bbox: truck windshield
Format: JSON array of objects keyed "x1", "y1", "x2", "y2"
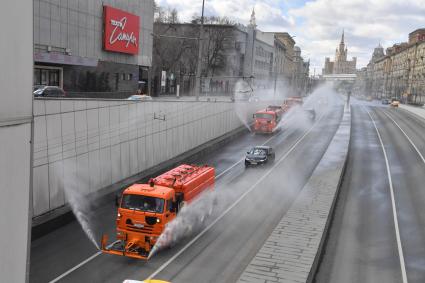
[
  {"x1": 121, "y1": 194, "x2": 164, "y2": 213},
  {"x1": 255, "y1": 113, "x2": 274, "y2": 119}
]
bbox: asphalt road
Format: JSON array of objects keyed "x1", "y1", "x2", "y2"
[
  {"x1": 30, "y1": 98, "x2": 343, "y2": 283},
  {"x1": 315, "y1": 102, "x2": 425, "y2": 283}
]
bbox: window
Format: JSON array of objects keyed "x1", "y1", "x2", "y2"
[
  {"x1": 127, "y1": 73, "x2": 133, "y2": 81},
  {"x1": 121, "y1": 73, "x2": 126, "y2": 80},
  {"x1": 115, "y1": 73, "x2": 119, "y2": 90},
  {"x1": 254, "y1": 113, "x2": 274, "y2": 120},
  {"x1": 121, "y1": 194, "x2": 165, "y2": 213},
  {"x1": 167, "y1": 199, "x2": 173, "y2": 212},
  {"x1": 249, "y1": 148, "x2": 267, "y2": 155},
  {"x1": 33, "y1": 67, "x2": 60, "y2": 86}
]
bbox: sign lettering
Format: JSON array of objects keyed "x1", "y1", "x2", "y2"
[{"x1": 103, "y1": 6, "x2": 139, "y2": 55}]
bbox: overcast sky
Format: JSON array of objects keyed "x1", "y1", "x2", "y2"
[{"x1": 157, "y1": 0, "x2": 425, "y2": 75}]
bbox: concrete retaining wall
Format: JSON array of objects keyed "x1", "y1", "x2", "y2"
[{"x1": 32, "y1": 99, "x2": 241, "y2": 217}]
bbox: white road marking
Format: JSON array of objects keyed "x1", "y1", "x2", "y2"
[
  {"x1": 381, "y1": 109, "x2": 425, "y2": 165},
  {"x1": 47, "y1": 122, "x2": 280, "y2": 283},
  {"x1": 216, "y1": 132, "x2": 279, "y2": 179},
  {"x1": 48, "y1": 251, "x2": 102, "y2": 283},
  {"x1": 48, "y1": 106, "x2": 325, "y2": 282},
  {"x1": 364, "y1": 106, "x2": 408, "y2": 283},
  {"x1": 145, "y1": 113, "x2": 325, "y2": 280}
]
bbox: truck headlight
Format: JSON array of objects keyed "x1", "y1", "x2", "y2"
[{"x1": 156, "y1": 218, "x2": 161, "y2": 223}]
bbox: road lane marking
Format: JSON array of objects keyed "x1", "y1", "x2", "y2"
[
  {"x1": 364, "y1": 106, "x2": 408, "y2": 283},
  {"x1": 48, "y1": 251, "x2": 102, "y2": 283},
  {"x1": 381, "y1": 109, "x2": 425, "y2": 165},
  {"x1": 215, "y1": 132, "x2": 278, "y2": 179},
  {"x1": 145, "y1": 112, "x2": 326, "y2": 280},
  {"x1": 47, "y1": 122, "x2": 282, "y2": 283},
  {"x1": 47, "y1": 106, "x2": 326, "y2": 282},
  {"x1": 215, "y1": 122, "x2": 299, "y2": 179}
]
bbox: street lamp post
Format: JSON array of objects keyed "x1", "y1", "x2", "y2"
[{"x1": 194, "y1": 0, "x2": 205, "y2": 101}]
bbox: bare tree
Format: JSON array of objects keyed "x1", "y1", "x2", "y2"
[
  {"x1": 168, "y1": 8, "x2": 179, "y2": 24},
  {"x1": 202, "y1": 26, "x2": 234, "y2": 77},
  {"x1": 189, "y1": 16, "x2": 236, "y2": 76},
  {"x1": 191, "y1": 15, "x2": 235, "y2": 25},
  {"x1": 152, "y1": 23, "x2": 200, "y2": 94},
  {"x1": 154, "y1": 2, "x2": 179, "y2": 24}
]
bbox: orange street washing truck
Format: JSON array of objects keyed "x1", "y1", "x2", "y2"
[
  {"x1": 101, "y1": 164, "x2": 215, "y2": 259},
  {"x1": 253, "y1": 105, "x2": 284, "y2": 134},
  {"x1": 284, "y1": 96, "x2": 304, "y2": 108},
  {"x1": 283, "y1": 96, "x2": 316, "y2": 121}
]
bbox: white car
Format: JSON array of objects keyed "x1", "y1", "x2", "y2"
[{"x1": 127, "y1": 94, "x2": 153, "y2": 101}]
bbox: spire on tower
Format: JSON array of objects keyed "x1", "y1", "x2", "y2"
[
  {"x1": 341, "y1": 29, "x2": 345, "y2": 43},
  {"x1": 249, "y1": 7, "x2": 256, "y2": 28}
]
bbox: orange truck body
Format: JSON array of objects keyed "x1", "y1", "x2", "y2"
[
  {"x1": 101, "y1": 164, "x2": 215, "y2": 259},
  {"x1": 253, "y1": 106, "x2": 284, "y2": 134},
  {"x1": 284, "y1": 96, "x2": 303, "y2": 108}
]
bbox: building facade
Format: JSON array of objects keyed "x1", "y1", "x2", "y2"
[
  {"x1": 359, "y1": 28, "x2": 425, "y2": 101},
  {"x1": 322, "y1": 31, "x2": 357, "y2": 75},
  {"x1": 256, "y1": 31, "x2": 287, "y2": 82},
  {"x1": 151, "y1": 8, "x2": 307, "y2": 97},
  {"x1": 250, "y1": 34, "x2": 274, "y2": 88},
  {"x1": 276, "y1": 33, "x2": 296, "y2": 82},
  {"x1": 293, "y1": 46, "x2": 310, "y2": 94},
  {"x1": 152, "y1": 22, "x2": 250, "y2": 96},
  {"x1": 34, "y1": 0, "x2": 154, "y2": 97}
]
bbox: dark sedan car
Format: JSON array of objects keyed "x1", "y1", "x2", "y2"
[
  {"x1": 245, "y1": 146, "x2": 275, "y2": 167},
  {"x1": 33, "y1": 86, "x2": 66, "y2": 97}
]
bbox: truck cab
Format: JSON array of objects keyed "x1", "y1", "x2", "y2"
[
  {"x1": 284, "y1": 96, "x2": 303, "y2": 108},
  {"x1": 104, "y1": 183, "x2": 177, "y2": 259},
  {"x1": 102, "y1": 164, "x2": 214, "y2": 259},
  {"x1": 253, "y1": 106, "x2": 283, "y2": 134}
]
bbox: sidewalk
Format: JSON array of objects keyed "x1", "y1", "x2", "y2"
[
  {"x1": 238, "y1": 107, "x2": 351, "y2": 283},
  {"x1": 399, "y1": 104, "x2": 425, "y2": 121}
]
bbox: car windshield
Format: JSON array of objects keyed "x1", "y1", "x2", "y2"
[
  {"x1": 121, "y1": 194, "x2": 164, "y2": 213},
  {"x1": 255, "y1": 113, "x2": 274, "y2": 120},
  {"x1": 249, "y1": 148, "x2": 266, "y2": 155}
]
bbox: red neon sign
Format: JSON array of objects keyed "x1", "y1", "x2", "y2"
[{"x1": 103, "y1": 6, "x2": 139, "y2": 55}]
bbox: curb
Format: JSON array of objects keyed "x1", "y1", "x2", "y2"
[
  {"x1": 31, "y1": 125, "x2": 249, "y2": 241},
  {"x1": 307, "y1": 105, "x2": 352, "y2": 282},
  {"x1": 399, "y1": 104, "x2": 425, "y2": 122}
]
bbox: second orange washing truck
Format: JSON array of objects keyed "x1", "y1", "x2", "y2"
[
  {"x1": 101, "y1": 164, "x2": 215, "y2": 259},
  {"x1": 253, "y1": 106, "x2": 284, "y2": 134}
]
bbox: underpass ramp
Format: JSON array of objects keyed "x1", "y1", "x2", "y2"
[{"x1": 238, "y1": 106, "x2": 351, "y2": 283}]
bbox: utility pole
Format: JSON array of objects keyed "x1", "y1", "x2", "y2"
[{"x1": 194, "y1": 0, "x2": 205, "y2": 101}]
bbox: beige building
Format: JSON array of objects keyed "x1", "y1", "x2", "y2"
[
  {"x1": 250, "y1": 11, "x2": 308, "y2": 94},
  {"x1": 322, "y1": 31, "x2": 357, "y2": 75},
  {"x1": 276, "y1": 32, "x2": 296, "y2": 82},
  {"x1": 293, "y1": 46, "x2": 310, "y2": 94},
  {"x1": 366, "y1": 28, "x2": 425, "y2": 102},
  {"x1": 256, "y1": 31, "x2": 287, "y2": 80}
]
